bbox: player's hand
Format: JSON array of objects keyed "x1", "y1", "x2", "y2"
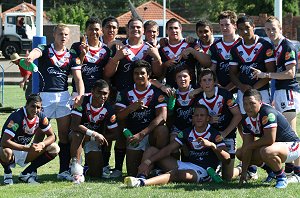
[
  {"x1": 188, "y1": 88, "x2": 202, "y2": 98},
  {"x1": 79, "y1": 35, "x2": 89, "y2": 55},
  {"x1": 251, "y1": 67, "x2": 266, "y2": 79},
  {"x1": 128, "y1": 97, "x2": 148, "y2": 112},
  {"x1": 163, "y1": 56, "x2": 179, "y2": 68},
  {"x1": 210, "y1": 114, "x2": 220, "y2": 124},
  {"x1": 114, "y1": 44, "x2": 129, "y2": 61},
  {"x1": 159, "y1": 37, "x2": 169, "y2": 48},
  {"x1": 138, "y1": 161, "x2": 151, "y2": 176},
  {"x1": 185, "y1": 36, "x2": 196, "y2": 44},
  {"x1": 128, "y1": 131, "x2": 145, "y2": 145},
  {"x1": 108, "y1": 40, "x2": 124, "y2": 49},
  {"x1": 93, "y1": 133, "x2": 108, "y2": 146},
  {"x1": 193, "y1": 137, "x2": 213, "y2": 148},
  {"x1": 145, "y1": 42, "x2": 160, "y2": 59},
  {"x1": 161, "y1": 85, "x2": 174, "y2": 97},
  {"x1": 181, "y1": 47, "x2": 195, "y2": 59},
  {"x1": 73, "y1": 95, "x2": 83, "y2": 109},
  {"x1": 32, "y1": 142, "x2": 44, "y2": 152}
]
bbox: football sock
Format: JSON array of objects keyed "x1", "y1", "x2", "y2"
[
  {"x1": 1, "y1": 163, "x2": 12, "y2": 174},
  {"x1": 293, "y1": 166, "x2": 300, "y2": 176},
  {"x1": 22, "y1": 152, "x2": 54, "y2": 175},
  {"x1": 102, "y1": 146, "x2": 111, "y2": 167},
  {"x1": 260, "y1": 163, "x2": 273, "y2": 174},
  {"x1": 114, "y1": 148, "x2": 126, "y2": 171},
  {"x1": 274, "y1": 168, "x2": 286, "y2": 179},
  {"x1": 284, "y1": 163, "x2": 294, "y2": 174},
  {"x1": 58, "y1": 142, "x2": 71, "y2": 173}
]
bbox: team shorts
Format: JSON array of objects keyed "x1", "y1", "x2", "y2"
[
  {"x1": 40, "y1": 91, "x2": 72, "y2": 119},
  {"x1": 12, "y1": 150, "x2": 29, "y2": 167},
  {"x1": 127, "y1": 135, "x2": 149, "y2": 151},
  {"x1": 281, "y1": 142, "x2": 300, "y2": 163},
  {"x1": 237, "y1": 89, "x2": 270, "y2": 114},
  {"x1": 273, "y1": 89, "x2": 300, "y2": 114},
  {"x1": 223, "y1": 138, "x2": 236, "y2": 158},
  {"x1": 83, "y1": 140, "x2": 101, "y2": 154},
  {"x1": 177, "y1": 161, "x2": 210, "y2": 182}
]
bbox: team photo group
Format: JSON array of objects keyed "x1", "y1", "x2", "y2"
[{"x1": 1, "y1": 9, "x2": 300, "y2": 190}]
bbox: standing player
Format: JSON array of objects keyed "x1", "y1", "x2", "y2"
[
  {"x1": 160, "y1": 18, "x2": 211, "y2": 88},
  {"x1": 115, "y1": 60, "x2": 169, "y2": 176},
  {"x1": 0, "y1": 94, "x2": 59, "y2": 184},
  {"x1": 237, "y1": 89, "x2": 300, "y2": 188},
  {"x1": 25, "y1": 23, "x2": 85, "y2": 181},
  {"x1": 100, "y1": 16, "x2": 120, "y2": 48},
  {"x1": 229, "y1": 16, "x2": 275, "y2": 114},
  {"x1": 196, "y1": 69, "x2": 242, "y2": 180},
  {"x1": 71, "y1": 17, "x2": 111, "y2": 94},
  {"x1": 208, "y1": 11, "x2": 240, "y2": 91},
  {"x1": 104, "y1": 17, "x2": 163, "y2": 92},
  {"x1": 69, "y1": 80, "x2": 120, "y2": 183},
  {"x1": 144, "y1": 20, "x2": 160, "y2": 47},
  {"x1": 252, "y1": 16, "x2": 300, "y2": 181},
  {"x1": 124, "y1": 104, "x2": 230, "y2": 187},
  {"x1": 195, "y1": 19, "x2": 215, "y2": 54}
]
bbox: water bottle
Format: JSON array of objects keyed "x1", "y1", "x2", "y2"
[
  {"x1": 19, "y1": 59, "x2": 38, "y2": 72},
  {"x1": 167, "y1": 95, "x2": 176, "y2": 110},
  {"x1": 123, "y1": 128, "x2": 139, "y2": 147},
  {"x1": 207, "y1": 167, "x2": 223, "y2": 183}
]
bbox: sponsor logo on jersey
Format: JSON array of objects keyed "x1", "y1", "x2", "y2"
[
  {"x1": 42, "y1": 117, "x2": 49, "y2": 125},
  {"x1": 7, "y1": 120, "x2": 14, "y2": 128},
  {"x1": 267, "y1": 113, "x2": 276, "y2": 122},
  {"x1": 177, "y1": 131, "x2": 183, "y2": 138},
  {"x1": 110, "y1": 114, "x2": 116, "y2": 123},
  {"x1": 227, "y1": 99, "x2": 235, "y2": 107},
  {"x1": 215, "y1": 135, "x2": 223, "y2": 142},
  {"x1": 262, "y1": 116, "x2": 268, "y2": 125},
  {"x1": 76, "y1": 106, "x2": 83, "y2": 111},
  {"x1": 158, "y1": 95, "x2": 165, "y2": 102},
  {"x1": 7, "y1": 121, "x2": 19, "y2": 132},
  {"x1": 76, "y1": 57, "x2": 81, "y2": 65},
  {"x1": 266, "y1": 49, "x2": 273, "y2": 57}
]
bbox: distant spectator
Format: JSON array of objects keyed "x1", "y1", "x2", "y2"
[{"x1": 16, "y1": 17, "x2": 27, "y2": 39}]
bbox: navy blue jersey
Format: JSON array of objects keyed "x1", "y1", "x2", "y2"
[
  {"x1": 70, "y1": 42, "x2": 111, "y2": 93},
  {"x1": 208, "y1": 38, "x2": 240, "y2": 87},
  {"x1": 159, "y1": 39, "x2": 199, "y2": 88},
  {"x1": 172, "y1": 86, "x2": 195, "y2": 131},
  {"x1": 230, "y1": 37, "x2": 275, "y2": 91},
  {"x1": 274, "y1": 38, "x2": 299, "y2": 91},
  {"x1": 175, "y1": 125, "x2": 226, "y2": 170},
  {"x1": 196, "y1": 87, "x2": 237, "y2": 138},
  {"x1": 110, "y1": 40, "x2": 153, "y2": 91},
  {"x1": 115, "y1": 83, "x2": 167, "y2": 134},
  {"x1": 36, "y1": 44, "x2": 81, "y2": 92},
  {"x1": 72, "y1": 95, "x2": 118, "y2": 133},
  {"x1": 242, "y1": 104, "x2": 299, "y2": 142},
  {"x1": 1, "y1": 107, "x2": 51, "y2": 145}
]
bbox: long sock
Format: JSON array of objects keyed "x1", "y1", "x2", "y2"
[
  {"x1": 248, "y1": 165, "x2": 257, "y2": 173},
  {"x1": 58, "y1": 142, "x2": 71, "y2": 173},
  {"x1": 114, "y1": 148, "x2": 126, "y2": 171},
  {"x1": 294, "y1": 166, "x2": 300, "y2": 176},
  {"x1": 274, "y1": 168, "x2": 286, "y2": 179},
  {"x1": 1, "y1": 163, "x2": 12, "y2": 174},
  {"x1": 260, "y1": 163, "x2": 273, "y2": 174},
  {"x1": 22, "y1": 152, "x2": 54, "y2": 175},
  {"x1": 102, "y1": 146, "x2": 111, "y2": 167},
  {"x1": 285, "y1": 163, "x2": 294, "y2": 174}
]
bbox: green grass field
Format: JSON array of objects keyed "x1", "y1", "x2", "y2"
[{"x1": 0, "y1": 85, "x2": 299, "y2": 198}]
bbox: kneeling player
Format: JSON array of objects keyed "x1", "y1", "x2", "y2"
[
  {"x1": 124, "y1": 104, "x2": 230, "y2": 187},
  {"x1": 0, "y1": 94, "x2": 59, "y2": 185},
  {"x1": 69, "y1": 80, "x2": 120, "y2": 183},
  {"x1": 237, "y1": 89, "x2": 300, "y2": 188}
]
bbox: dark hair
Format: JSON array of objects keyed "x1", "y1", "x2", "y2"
[
  {"x1": 196, "y1": 19, "x2": 213, "y2": 31},
  {"x1": 92, "y1": 79, "x2": 109, "y2": 90},
  {"x1": 127, "y1": 17, "x2": 143, "y2": 27},
  {"x1": 218, "y1": 10, "x2": 237, "y2": 25},
  {"x1": 237, "y1": 15, "x2": 254, "y2": 27},
  {"x1": 26, "y1": 94, "x2": 42, "y2": 106},
  {"x1": 166, "y1": 18, "x2": 182, "y2": 29},
  {"x1": 85, "y1": 17, "x2": 102, "y2": 29},
  {"x1": 174, "y1": 64, "x2": 193, "y2": 80},
  {"x1": 144, "y1": 20, "x2": 158, "y2": 30},
  {"x1": 243, "y1": 89, "x2": 262, "y2": 101},
  {"x1": 102, "y1": 16, "x2": 119, "y2": 28},
  {"x1": 132, "y1": 60, "x2": 152, "y2": 76},
  {"x1": 199, "y1": 68, "x2": 216, "y2": 82},
  {"x1": 194, "y1": 104, "x2": 209, "y2": 115}
]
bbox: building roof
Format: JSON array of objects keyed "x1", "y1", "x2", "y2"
[
  {"x1": 117, "y1": 1, "x2": 190, "y2": 27},
  {"x1": 1, "y1": 2, "x2": 50, "y2": 24}
]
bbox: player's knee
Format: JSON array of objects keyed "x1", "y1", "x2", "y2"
[
  {"x1": 235, "y1": 147, "x2": 242, "y2": 160},
  {"x1": 0, "y1": 148, "x2": 13, "y2": 163},
  {"x1": 260, "y1": 146, "x2": 274, "y2": 158},
  {"x1": 46, "y1": 143, "x2": 60, "y2": 157}
]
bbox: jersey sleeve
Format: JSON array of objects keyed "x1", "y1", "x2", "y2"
[
  {"x1": 284, "y1": 46, "x2": 297, "y2": 66},
  {"x1": 154, "y1": 89, "x2": 167, "y2": 109},
  {"x1": 2, "y1": 113, "x2": 22, "y2": 138},
  {"x1": 38, "y1": 112, "x2": 51, "y2": 132},
  {"x1": 105, "y1": 105, "x2": 118, "y2": 130},
  {"x1": 115, "y1": 90, "x2": 128, "y2": 108},
  {"x1": 224, "y1": 90, "x2": 238, "y2": 109},
  {"x1": 260, "y1": 106, "x2": 278, "y2": 129},
  {"x1": 209, "y1": 127, "x2": 226, "y2": 148},
  {"x1": 263, "y1": 41, "x2": 275, "y2": 63}
]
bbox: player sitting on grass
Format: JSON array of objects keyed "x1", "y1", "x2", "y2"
[
  {"x1": 124, "y1": 104, "x2": 230, "y2": 187},
  {"x1": 0, "y1": 94, "x2": 59, "y2": 184}
]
